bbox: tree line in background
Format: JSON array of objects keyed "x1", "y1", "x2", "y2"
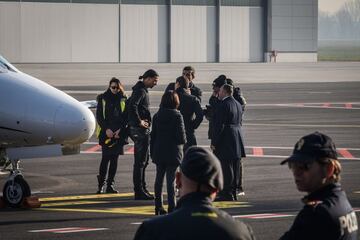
[{"x1": 319, "y1": 0, "x2": 360, "y2": 40}]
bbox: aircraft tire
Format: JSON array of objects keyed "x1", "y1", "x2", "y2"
[{"x1": 3, "y1": 176, "x2": 31, "y2": 207}]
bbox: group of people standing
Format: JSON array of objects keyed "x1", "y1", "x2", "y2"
[
  {"x1": 94, "y1": 68, "x2": 358, "y2": 240},
  {"x1": 95, "y1": 66, "x2": 247, "y2": 208}
]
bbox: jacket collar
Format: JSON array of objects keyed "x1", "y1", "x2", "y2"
[
  {"x1": 302, "y1": 183, "x2": 341, "y2": 203},
  {"x1": 176, "y1": 192, "x2": 213, "y2": 209}
]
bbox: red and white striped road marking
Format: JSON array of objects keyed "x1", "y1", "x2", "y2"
[
  {"x1": 337, "y1": 149, "x2": 355, "y2": 159},
  {"x1": 29, "y1": 227, "x2": 108, "y2": 234},
  {"x1": 83, "y1": 144, "x2": 101, "y2": 153},
  {"x1": 252, "y1": 147, "x2": 264, "y2": 156},
  {"x1": 233, "y1": 213, "x2": 294, "y2": 219},
  {"x1": 322, "y1": 103, "x2": 331, "y2": 108},
  {"x1": 125, "y1": 146, "x2": 134, "y2": 154},
  {"x1": 345, "y1": 103, "x2": 353, "y2": 109}
]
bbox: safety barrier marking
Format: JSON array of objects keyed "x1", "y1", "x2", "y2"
[
  {"x1": 29, "y1": 227, "x2": 108, "y2": 234},
  {"x1": 233, "y1": 213, "x2": 294, "y2": 219},
  {"x1": 337, "y1": 149, "x2": 355, "y2": 159},
  {"x1": 41, "y1": 201, "x2": 109, "y2": 207},
  {"x1": 252, "y1": 147, "x2": 264, "y2": 156},
  {"x1": 322, "y1": 103, "x2": 331, "y2": 108},
  {"x1": 39, "y1": 193, "x2": 134, "y2": 202}
]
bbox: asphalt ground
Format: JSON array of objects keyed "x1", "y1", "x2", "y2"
[{"x1": 1, "y1": 81, "x2": 360, "y2": 240}]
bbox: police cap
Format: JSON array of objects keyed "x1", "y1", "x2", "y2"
[
  {"x1": 180, "y1": 146, "x2": 223, "y2": 190},
  {"x1": 281, "y1": 131, "x2": 338, "y2": 165}
]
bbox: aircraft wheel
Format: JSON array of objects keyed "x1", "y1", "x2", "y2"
[{"x1": 3, "y1": 176, "x2": 31, "y2": 207}]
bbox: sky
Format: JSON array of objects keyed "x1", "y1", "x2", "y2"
[{"x1": 318, "y1": 0, "x2": 346, "y2": 13}]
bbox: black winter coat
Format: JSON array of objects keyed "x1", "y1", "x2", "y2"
[
  {"x1": 134, "y1": 192, "x2": 256, "y2": 240},
  {"x1": 165, "y1": 81, "x2": 202, "y2": 102},
  {"x1": 150, "y1": 108, "x2": 186, "y2": 166},
  {"x1": 128, "y1": 81, "x2": 151, "y2": 127},
  {"x1": 96, "y1": 90, "x2": 128, "y2": 148},
  {"x1": 212, "y1": 96, "x2": 246, "y2": 160},
  {"x1": 176, "y1": 88, "x2": 204, "y2": 134}
]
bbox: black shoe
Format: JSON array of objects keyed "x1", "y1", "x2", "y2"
[
  {"x1": 155, "y1": 207, "x2": 167, "y2": 215},
  {"x1": 135, "y1": 191, "x2": 154, "y2": 200},
  {"x1": 106, "y1": 186, "x2": 119, "y2": 194},
  {"x1": 143, "y1": 188, "x2": 154, "y2": 199}
]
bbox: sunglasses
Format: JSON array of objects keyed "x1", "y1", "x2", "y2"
[
  {"x1": 184, "y1": 72, "x2": 193, "y2": 77},
  {"x1": 110, "y1": 86, "x2": 119, "y2": 90}
]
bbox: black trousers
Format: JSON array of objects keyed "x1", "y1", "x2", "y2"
[
  {"x1": 99, "y1": 148, "x2": 119, "y2": 182},
  {"x1": 184, "y1": 132, "x2": 197, "y2": 153},
  {"x1": 219, "y1": 158, "x2": 241, "y2": 197},
  {"x1": 130, "y1": 126, "x2": 150, "y2": 192},
  {"x1": 154, "y1": 164, "x2": 178, "y2": 212}
]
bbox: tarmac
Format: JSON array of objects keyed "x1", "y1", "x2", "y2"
[{"x1": 0, "y1": 62, "x2": 360, "y2": 240}]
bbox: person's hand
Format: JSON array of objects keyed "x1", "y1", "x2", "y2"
[
  {"x1": 140, "y1": 120, "x2": 149, "y2": 129},
  {"x1": 185, "y1": 88, "x2": 191, "y2": 95},
  {"x1": 210, "y1": 145, "x2": 216, "y2": 151},
  {"x1": 106, "y1": 129, "x2": 114, "y2": 138},
  {"x1": 114, "y1": 129, "x2": 120, "y2": 139}
]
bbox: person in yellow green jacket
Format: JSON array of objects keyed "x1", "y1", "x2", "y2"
[{"x1": 96, "y1": 77, "x2": 128, "y2": 194}]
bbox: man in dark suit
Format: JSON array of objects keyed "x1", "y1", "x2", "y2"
[
  {"x1": 211, "y1": 84, "x2": 246, "y2": 201},
  {"x1": 175, "y1": 76, "x2": 203, "y2": 152},
  {"x1": 165, "y1": 66, "x2": 202, "y2": 102}
]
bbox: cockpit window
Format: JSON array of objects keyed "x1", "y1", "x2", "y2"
[{"x1": 0, "y1": 55, "x2": 19, "y2": 73}]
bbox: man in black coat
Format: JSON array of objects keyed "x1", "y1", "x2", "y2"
[
  {"x1": 165, "y1": 66, "x2": 202, "y2": 102},
  {"x1": 128, "y1": 69, "x2": 158, "y2": 200},
  {"x1": 175, "y1": 76, "x2": 203, "y2": 152},
  {"x1": 280, "y1": 132, "x2": 358, "y2": 240},
  {"x1": 134, "y1": 146, "x2": 256, "y2": 240},
  {"x1": 211, "y1": 84, "x2": 246, "y2": 201}
]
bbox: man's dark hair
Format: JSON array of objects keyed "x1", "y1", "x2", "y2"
[
  {"x1": 182, "y1": 66, "x2": 195, "y2": 73},
  {"x1": 139, "y1": 69, "x2": 159, "y2": 80},
  {"x1": 176, "y1": 76, "x2": 189, "y2": 89},
  {"x1": 222, "y1": 84, "x2": 233, "y2": 95}
]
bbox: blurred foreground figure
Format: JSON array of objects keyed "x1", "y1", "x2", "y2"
[{"x1": 134, "y1": 146, "x2": 256, "y2": 240}]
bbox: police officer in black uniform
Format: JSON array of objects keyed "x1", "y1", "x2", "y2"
[
  {"x1": 128, "y1": 69, "x2": 159, "y2": 200},
  {"x1": 280, "y1": 132, "x2": 358, "y2": 240},
  {"x1": 134, "y1": 146, "x2": 256, "y2": 240}
]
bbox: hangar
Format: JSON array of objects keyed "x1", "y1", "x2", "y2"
[{"x1": 0, "y1": 0, "x2": 318, "y2": 63}]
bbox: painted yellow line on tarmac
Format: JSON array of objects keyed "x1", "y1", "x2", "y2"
[
  {"x1": 37, "y1": 202, "x2": 251, "y2": 215},
  {"x1": 39, "y1": 193, "x2": 134, "y2": 202},
  {"x1": 41, "y1": 201, "x2": 109, "y2": 207}
]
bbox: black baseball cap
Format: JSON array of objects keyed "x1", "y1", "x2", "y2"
[
  {"x1": 281, "y1": 132, "x2": 338, "y2": 165},
  {"x1": 212, "y1": 75, "x2": 227, "y2": 88},
  {"x1": 180, "y1": 146, "x2": 223, "y2": 190}
]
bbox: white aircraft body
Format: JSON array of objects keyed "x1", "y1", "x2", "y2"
[{"x1": 0, "y1": 55, "x2": 96, "y2": 207}]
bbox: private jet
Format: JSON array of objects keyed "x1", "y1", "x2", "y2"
[{"x1": 0, "y1": 55, "x2": 96, "y2": 207}]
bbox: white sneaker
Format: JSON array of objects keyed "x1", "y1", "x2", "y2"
[{"x1": 237, "y1": 191, "x2": 245, "y2": 196}]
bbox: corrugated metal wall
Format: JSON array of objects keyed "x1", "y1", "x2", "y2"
[
  {"x1": 0, "y1": 2, "x2": 118, "y2": 63},
  {"x1": 171, "y1": 5, "x2": 216, "y2": 62},
  {"x1": 3, "y1": 0, "x2": 318, "y2": 63},
  {"x1": 219, "y1": 6, "x2": 263, "y2": 62},
  {"x1": 120, "y1": 4, "x2": 167, "y2": 62}
]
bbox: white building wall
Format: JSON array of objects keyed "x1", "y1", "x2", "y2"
[
  {"x1": 171, "y1": 5, "x2": 216, "y2": 62},
  {"x1": 21, "y1": 2, "x2": 72, "y2": 62},
  {"x1": 0, "y1": 2, "x2": 21, "y2": 62},
  {"x1": 71, "y1": 4, "x2": 118, "y2": 62},
  {"x1": 220, "y1": 6, "x2": 263, "y2": 62},
  {"x1": 120, "y1": 4, "x2": 167, "y2": 63}
]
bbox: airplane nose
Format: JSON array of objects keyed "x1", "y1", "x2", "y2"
[{"x1": 54, "y1": 103, "x2": 96, "y2": 144}]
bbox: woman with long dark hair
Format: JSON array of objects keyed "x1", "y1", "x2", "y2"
[
  {"x1": 150, "y1": 91, "x2": 186, "y2": 215},
  {"x1": 96, "y1": 77, "x2": 128, "y2": 194}
]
